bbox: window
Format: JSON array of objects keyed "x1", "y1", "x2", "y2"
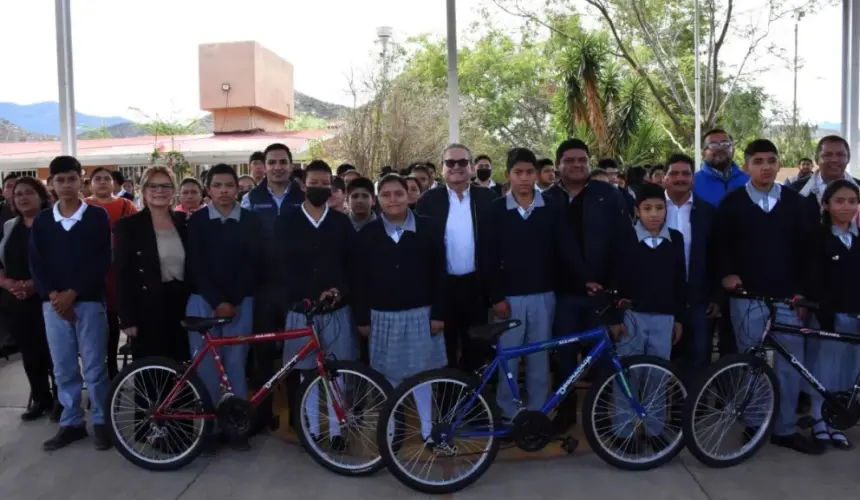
[{"x1": 2, "y1": 170, "x2": 38, "y2": 181}]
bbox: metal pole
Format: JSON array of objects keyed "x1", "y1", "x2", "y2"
[
  {"x1": 841, "y1": 0, "x2": 851, "y2": 138},
  {"x1": 446, "y1": 0, "x2": 460, "y2": 143},
  {"x1": 792, "y1": 20, "x2": 799, "y2": 127},
  {"x1": 693, "y1": 0, "x2": 702, "y2": 169},
  {"x1": 55, "y1": 0, "x2": 77, "y2": 157},
  {"x1": 849, "y1": 0, "x2": 860, "y2": 175}
]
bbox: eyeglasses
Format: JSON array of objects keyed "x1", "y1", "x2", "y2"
[
  {"x1": 443, "y1": 159, "x2": 470, "y2": 168},
  {"x1": 145, "y1": 183, "x2": 174, "y2": 191},
  {"x1": 266, "y1": 159, "x2": 290, "y2": 165},
  {"x1": 705, "y1": 140, "x2": 733, "y2": 150}
]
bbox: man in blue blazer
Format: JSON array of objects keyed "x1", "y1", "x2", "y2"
[{"x1": 664, "y1": 153, "x2": 720, "y2": 384}]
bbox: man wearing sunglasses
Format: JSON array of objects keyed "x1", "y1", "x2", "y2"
[
  {"x1": 241, "y1": 142, "x2": 305, "y2": 435},
  {"x1": 692, "y1": 129, "x2": 749, "y2": 207},
  {"x1": 415, "y1": 143, "x2": 498, "y2": 373}
]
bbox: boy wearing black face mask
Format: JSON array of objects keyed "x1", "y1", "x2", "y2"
[
  {"x1": 473, "y1": 154, "x2": 502, "y2": 197},
  {"x1": 276, "y1": 160, "x2": 357, "y2": 448}
]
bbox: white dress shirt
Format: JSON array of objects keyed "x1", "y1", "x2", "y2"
[
  {"x1": 445, "y1": 186, "x2": 476, "y2": 276},
  {"x1": 301, "y1": 203, "x2": 329, "y2": 229},
  {"x1": 665, "y1": 192, "x2": 693, "y2": 277},
  {"x1": 53, "y1": 201, "x2": 88, "y2": 231}
]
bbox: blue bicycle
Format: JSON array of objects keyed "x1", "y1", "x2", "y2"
[{"x1": 376, "y1": 291, "x2": 687, "y2": 494}]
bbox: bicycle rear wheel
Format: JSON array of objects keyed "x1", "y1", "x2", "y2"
[
  {"x1": 682, "y1": 353, "x2": 778, "y2": 468},
  {"x1": 296, "y1": 360, "x2": 393, "y2": 476},
  {"x1": 106, "y1": 357, "x2": 214, "y2": 471},
  {"x1": 583, "y1": 355, "x2": 687, "y2": 470},
  {"x1": 378, "y1": 368, "x2": 501, "y2": 495}
]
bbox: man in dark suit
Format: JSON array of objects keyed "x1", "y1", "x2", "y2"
[
  {"x1": 416, "y1": 143, "x2": 497, "y2": 372},
  {"x1": 662, "y1": 153, "x2": 720, "y2": 384},
  {"x1": 542, "y1": 138, "x2": 631, "y2": 433},
  {"x1": 789, "y1": 135, "x2": 858, "y2": 214}
]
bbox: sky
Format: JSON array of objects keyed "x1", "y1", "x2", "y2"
[{"x1": 0, "y1": 0, "x2": 847, "y2": 126}]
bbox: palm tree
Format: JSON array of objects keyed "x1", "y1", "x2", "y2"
[{"x1": 554, "y1": 33, "x2": 657, "y2": 163}]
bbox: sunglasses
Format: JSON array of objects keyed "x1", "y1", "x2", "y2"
[{"x1": 443, "y1": 159, "x2": 470, "y2": 168}]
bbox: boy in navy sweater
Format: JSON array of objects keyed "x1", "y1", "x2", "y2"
[
  {"x1": 29, "y1": 156, "x2": 112, "y2": 451},
  {"x1": 713, "y1": 139, "x2": 820, "y2": 454},
  {"x1": 478, "y1": 147, "x2": 580, "y2": 421},
  {"x1": 612, "y1": 182, "x2": 686, "y2": 445},
  {"x1": 186, "y1": 164, "x2": 262, "y2": 449}
]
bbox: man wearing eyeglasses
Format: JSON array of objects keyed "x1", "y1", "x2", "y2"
[
  {"x1": 241, "y1": 142, "x2": 305, "y2": 435},
  {"x1": 692, "y1": 129, "x2": 749, "y2": 207},
  {"x1": 415, "y1": 143, "x2": 497, "y2": 373}
]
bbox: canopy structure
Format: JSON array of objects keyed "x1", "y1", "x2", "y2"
[{"x1": 49, "y1": 0, "x2": 860, "y2": 166}]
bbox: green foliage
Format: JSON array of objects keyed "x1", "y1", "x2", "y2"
[
  {"x1": 150, "y1": 148, "x2": 191, "y2": 178},
  {"x1": 77, "y1": 120, "x2": 112, "y2": 139},
  {"x1": 285, "y1": 112, "x2": 329, "y2": 131}
]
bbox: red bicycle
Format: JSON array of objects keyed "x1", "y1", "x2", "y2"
[{"x1": 105, "y1": 295, "x2": 392, "y2": 475}]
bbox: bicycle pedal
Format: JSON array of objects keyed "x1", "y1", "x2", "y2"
[{"x1": 559, "y1": 437, "x2": 579, "y2": 454}]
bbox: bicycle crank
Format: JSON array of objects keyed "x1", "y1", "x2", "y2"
[
  {"x1": 511, "y1": 411, "x2": 553, "y2": 452},
  {"x1": 216, "y1": 395, "x2": 254, "y2": 438}
]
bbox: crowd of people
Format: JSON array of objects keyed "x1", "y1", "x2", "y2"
[{"x1": 0, "y1": 129, "x2": 858, "y2": 460}]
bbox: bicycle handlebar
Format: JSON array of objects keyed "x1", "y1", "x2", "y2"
[
  {"x1": 290, "y1": 292, "x2": 341, "y2": 317},
  {"x1": 592, "y1": 288, "x2": 633, "y2": 314},
  {"x1": 730, "y1": 288, "x2": 819, "y2": 311}
]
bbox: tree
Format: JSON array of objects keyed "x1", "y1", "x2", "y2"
[
  {"x1": 129, "y1": 108, "x2": 201, "y2": 139},
  {"x1": 77, "y1": 120, "x2": 112, "y2": 139},
  {"x1": 285, "y1": 112, "x2": 329, "y2": 131},
  {"x1": 492, "y1": 0, "x2": 830, "y2": 143}
]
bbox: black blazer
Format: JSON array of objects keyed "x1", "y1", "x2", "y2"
[
  {"x1": 789, "y1": 175, "x2": 860, "y2": 223},
  {"x1": 472, "y1": 181, "x2": 503, "y2": 198},
  {"x1": 687, "y1": 197, "x2": 719, "y2": 307},
  {"x1": 415, "y1": 184, "x2": 498, "y2": 272},
  {"x1": 113, "y1": 208, "x2": 188, "y2": 329}
]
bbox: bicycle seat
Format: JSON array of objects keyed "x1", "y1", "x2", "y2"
[
  {"x1": 181, "y1": 316, "x2": 232, "y2": 333},
  {"x1": 468, "y1": 320, "x2": 522, "y2": 344}
]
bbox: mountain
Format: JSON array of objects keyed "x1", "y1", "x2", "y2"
[
  {"x1": 0, "y1": 102, "x2": 128, "y2": 137},
  {"x1": 2, "y1": 92, "x2": 348, "y2": 142}
]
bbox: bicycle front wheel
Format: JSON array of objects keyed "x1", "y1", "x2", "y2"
[
  {"x1": 296, "y1": 360, "x2": 393, "y2": 477},
  {"x1": 583, "y1": 355, "x2": 687, "y2": 470},
  {"x1": 682, "y1": 353, "x2": 778, "y2": 468},
  {"x1": 377, "y1": 368, "x2": 501, "y2": 495}
]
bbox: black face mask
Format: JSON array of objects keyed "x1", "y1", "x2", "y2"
[
  {"x1": 306, "y1": 187, "x2": 332, "y2": 207},
  {"x1": 476, "y1": 169, "x2": 492, "y2": 182}
]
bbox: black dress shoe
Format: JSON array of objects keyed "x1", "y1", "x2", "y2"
[
  {"x1": 43, "y1": 426, "x2": 88, "y2": 451},
  {"x1": 771, "y1": 432, "x2": 826, "y2": 455},
  {"x1": 21, "y1": 400, "x2": 52, "y2": 422},
  {"x1": 93, "y1": 424, "x2": 113, "y2": 451}
]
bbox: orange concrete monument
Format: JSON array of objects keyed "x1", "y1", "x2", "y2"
[{"x1": 198, "y1": 41, "x2": 295, "y2": 133}]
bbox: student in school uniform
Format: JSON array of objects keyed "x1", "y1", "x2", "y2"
[
  {"x1": 29, "y1": 156, "x2": 112, "y2": 451},
  {"x1": 185, "y1": 163, "x2": 262, "y2": 450},
  {"x1": 278, "y1": 160, "x2": 356, "y2": 451},
  {"x1": 713, "y1": 139, "x2": 820, "y2": 454},
  {"x1": 611, "y1": 183, "x2": 686, "y2": 445},
  {"x1": 479, "y1": 148, "x2": 581, "y2": 422},
  {"x1": 806, "y1": 179, "x2": 860, "y2": 450},
  {"x1": 354, "y1": 174, "x2": 447, "y2": 438},
  {"x1": 347, "y1": 176, "x2": 377, "y2": 231}
]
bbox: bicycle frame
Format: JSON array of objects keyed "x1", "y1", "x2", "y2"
[
  {"x1": 757, "y1": 303, "x2": 860, "y2": 405},
  {"x1": 153, "y1": 324, "x2": 346, "y2": 424},
  {"x1": 453, "y1": 326, "x2": 647, "y2": 439}
]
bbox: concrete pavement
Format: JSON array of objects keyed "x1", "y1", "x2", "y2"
[{"x1": 1, "y1": 357, "x2": 859, "y2": 500}]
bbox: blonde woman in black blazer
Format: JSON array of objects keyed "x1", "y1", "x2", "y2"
[{"x1": 113, "y1": 166, "x2": 189, "y2": 362}]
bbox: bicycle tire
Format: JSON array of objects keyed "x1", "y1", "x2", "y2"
[
  {"x1": 106, "y1": 357, "x2": 215, "y2": 471},
  {"x1": 296, "y1": 360, "x2": 393, "y2": 477},
  {"x1": 377, "y1": 368, "x2": 501, "y2": 495},
  {"x1": 582, "y1": 355, "x2": 687, "y2": 470},
  {"x1": 682, "y1": 353, "x2": 778, "y2": 468}
]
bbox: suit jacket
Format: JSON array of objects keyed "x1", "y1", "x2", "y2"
[
  {"x1": 687, "y1": 197, "x2": 719, "y2": 307},
  {"x1": 472, "y1": 181, "x2": 502, "y2": 198},
  {"x1": 789, "y1": 175, "x2": 860, "y2": 222},
  {"x1": 113, "y1": 208, "x2": 188, "y2": 329},
  {"x1": 415, "y1": 184, "x2": 497, "y2": 272}
]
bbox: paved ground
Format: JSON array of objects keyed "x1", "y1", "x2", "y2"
[{"x1": 1, "y1": 357, "x2": 859, "y2": 500}]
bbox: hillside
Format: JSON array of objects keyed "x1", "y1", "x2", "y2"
[{"x1": 1, "y1": 92, "x2": 348, "y2": 142}]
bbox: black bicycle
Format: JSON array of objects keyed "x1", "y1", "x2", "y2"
[{"x1": 683, "y1": 289, "x2": 860, "y2": 467}]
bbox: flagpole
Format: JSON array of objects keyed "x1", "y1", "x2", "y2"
[{"x1": 693, "y1": 0, "x2": 702, "y2": 169}]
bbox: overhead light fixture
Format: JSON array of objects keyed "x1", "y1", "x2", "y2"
[{"x1": 221, "y1": 83, "x2": 231, "y2": 92}]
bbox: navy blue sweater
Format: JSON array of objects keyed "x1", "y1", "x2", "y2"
[
  {"x1": 353, "y1": 215, "x2": 446, "y2": 326},
  {"x1": 614, "y1": 227, "x2": 687, "y2": 318},
  {"x1": 713, "y1": 187, "x2": 813, "y2": 299},
  {"x1": 808, "y1": 225, "x2": 860, "y2": 328},
  {"x1": 29, "y1": 203, "x2": 112, "y2": 302},
  {"x1": 276, "y1": 206, "x2": 355, "y2": 305},
  {"x1": 478, "y1": 194, "x2": 582, "y2": 304},
  {"x1": 186, "y1": 206, "x2": 262, "y2": 309}
]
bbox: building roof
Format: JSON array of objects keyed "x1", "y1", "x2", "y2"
[{"x1": 0, "y1": 129, "x2": 334, "y2": 169}]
